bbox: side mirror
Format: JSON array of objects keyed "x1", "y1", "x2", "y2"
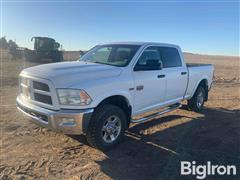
[
  {"x1": 79, "y1": 51, "x2": 85, "y2": 56},
  {"x1": 159, "y1": 60, "x2": 163, "y2": 70},
  {"x1": 134, "y1": 59, "x2": 163, "y2": 71},
  {"x1": 146, "y1": 59, "x2": 163, "y2": 70}
]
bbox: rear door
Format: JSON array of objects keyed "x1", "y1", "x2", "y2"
[{"x1": 158, "y1": 47, "x2": 188, "y2": 103}]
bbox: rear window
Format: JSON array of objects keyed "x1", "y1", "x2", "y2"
[{"x1": 158, "y1": 47, "x2": 182, "y2": 68}]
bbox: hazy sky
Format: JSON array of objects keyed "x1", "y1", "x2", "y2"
[{"x1": 1, "y1": 1, "x2": 239, "y2": 56}]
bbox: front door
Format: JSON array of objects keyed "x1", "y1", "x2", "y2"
[{"x1": 133, "y1": 46, "x2": 166, "y2": 115}]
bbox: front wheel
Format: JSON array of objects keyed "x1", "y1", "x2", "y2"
[
  {"x1": 86, "y1": 105, "x2": 127, "y2": 151},
  {"x1": 187, "y1": 86, "x2": 206, "y2": 112}
]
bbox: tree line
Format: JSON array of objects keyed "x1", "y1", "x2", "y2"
[{"x1": 0, "y1": 36, "x2": 18, "y2": 50}]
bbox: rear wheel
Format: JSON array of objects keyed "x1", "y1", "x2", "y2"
[
  {"x1": 187, "y1": 86, "x2": 206, "y2": 112},
  {"x1": 86, "y1": 105, "x2": 127, "y2": 151}
]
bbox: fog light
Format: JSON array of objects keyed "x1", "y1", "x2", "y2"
[{"x1": 59, "y1": 117, "x2": 75, "y2": 126}]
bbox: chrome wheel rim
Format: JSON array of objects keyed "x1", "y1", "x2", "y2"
[
  {"x1": 101, "y1": 115, "x2": 121, "y2": 143},
  {"x1": 197, "y1": 91, "x2": 204, "y2": 108}
]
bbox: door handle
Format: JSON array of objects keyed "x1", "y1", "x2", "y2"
[
  {"x1": 136, "y1": 85, "x2": 144, "y2": 91},
  {"x1": 157, "y1": 74, "x2": 165, "y2": 78},
  {"x1": 181, "y1": 72, "x2": 187, "y2": 75}
]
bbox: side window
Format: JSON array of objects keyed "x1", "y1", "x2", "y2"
[
  {"x1": 113, "y1": 47, "x2": 131, "y2": 63},
  {"x1": 134, "y1": 46, "x2": 162, "y2": 71},
  {"x1": 159, "y1": 47, "x2": 182, "y2": 68}
]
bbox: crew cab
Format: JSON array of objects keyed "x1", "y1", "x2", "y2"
[{"x1": 16, "y1": 42, "x2": 214, "y2": 150}]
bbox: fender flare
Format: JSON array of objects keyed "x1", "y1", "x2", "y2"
[
  {"x1": 91, "y1": 91, "x2": 133, "y2": 109},
  {"x1": 190, "y1": 76, "x2": 209, "y2": 99}
]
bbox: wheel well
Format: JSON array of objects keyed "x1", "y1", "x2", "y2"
[
  {"x1": 198, "y1": 79, "x2": 208, "y2": 101},
  {"x1": 96, "y1": 95, "x2": 132, "y2": 127}
]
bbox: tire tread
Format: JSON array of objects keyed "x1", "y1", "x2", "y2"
[{"x1": 86, "y1": 104, "x2": 126, "y2": 151}]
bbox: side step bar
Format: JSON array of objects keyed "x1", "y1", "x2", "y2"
[{"x1": 131, "y1": 103, "x2": 182, "y2": 123}]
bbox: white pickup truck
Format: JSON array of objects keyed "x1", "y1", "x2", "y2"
[{"x1": 17, "y1": 42, "x2": 214, "y2": 150}]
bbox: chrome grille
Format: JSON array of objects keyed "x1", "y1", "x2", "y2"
[
  {"x1": 20, "y1": 76, "x2": 53, "y2": 106},
  {"x1": 33, "y1": 81, "x2": 50, "y2": 92},
  {"x1": 34, "y1": 93, "x2": 52, "y2": 105}
]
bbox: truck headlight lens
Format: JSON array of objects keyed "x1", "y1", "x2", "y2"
[{"x1": 57, "y1": 89, "x2": 92, "y2": 106}]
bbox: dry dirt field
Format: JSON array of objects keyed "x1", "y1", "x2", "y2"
[{"x1": 0, "y1": 50, "x2": 239, "y2": 180}]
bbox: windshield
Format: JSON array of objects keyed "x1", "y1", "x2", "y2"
[{"x1": 79, "y1": 44, "x2": 140, "y2": 67}]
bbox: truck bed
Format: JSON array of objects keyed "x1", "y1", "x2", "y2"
[
  {"x1": 187, "y1": 63, "x2": 212, "y2": 67},
  {"x1": 184, "y1": 63, "x2": 214, "y2": 100}
]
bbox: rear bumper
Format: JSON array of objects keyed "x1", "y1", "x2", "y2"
[{"x1": 16, "y1": 96, "x2": 94, "y2": 135}]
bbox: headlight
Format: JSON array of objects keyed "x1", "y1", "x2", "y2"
[{"x1": 57, "y1": 89, "x2": 92, "y2": 106}]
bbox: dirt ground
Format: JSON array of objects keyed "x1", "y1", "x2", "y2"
[{"x1": 0, "y1": 50, "x2": 239, "y2": 179}]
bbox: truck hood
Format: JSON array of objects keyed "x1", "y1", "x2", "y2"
[{"x1": 21, "y1": 61, "x2": 123, "y2": 88}]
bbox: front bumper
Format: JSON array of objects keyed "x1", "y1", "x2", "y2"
[{"x1": 16, "y1": 96, "x2": 94, "y2": 135}]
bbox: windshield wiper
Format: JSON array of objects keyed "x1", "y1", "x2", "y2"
[{"x1": 93, "y1": 61, "x2": 116, "y2": 66}]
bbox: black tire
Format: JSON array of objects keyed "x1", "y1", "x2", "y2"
[
  {"x1": 187, "y1": 86, "x2": 206, "y2": 112},
  {"x1": 86, "y1": 104, "x2": 127, "y2": 151}
]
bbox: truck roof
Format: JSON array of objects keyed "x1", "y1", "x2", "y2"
[{"x1": 100, "y1": 41, "x2": 180, "y2": 48}]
